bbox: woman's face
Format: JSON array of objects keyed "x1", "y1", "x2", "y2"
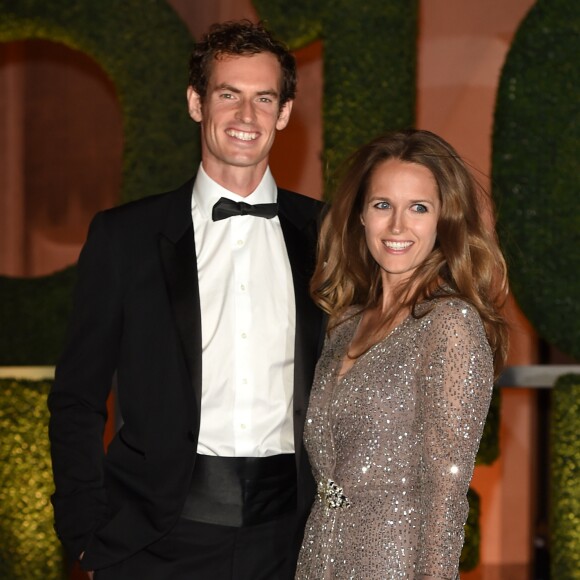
[{"x1": 360, "y1": 158, "x2": 440, "y2": 289}]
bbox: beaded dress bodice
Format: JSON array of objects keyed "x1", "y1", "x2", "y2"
[{"x1": 295, "y1": 298, "x2": 494, "y2": 580}]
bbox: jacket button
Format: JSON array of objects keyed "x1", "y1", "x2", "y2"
[{"x1": 187, "y1": 430, "x2": 196, "y2": 443}]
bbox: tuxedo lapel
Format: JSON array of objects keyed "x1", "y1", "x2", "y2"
[
  {"x1": 156, "y1": 184, "x2": 322, "y2": 457},
  {"x1": 158, "y1": 182, "x2": 202, "y2": 422},
  {"x1": 277, "y1": 189, "x2": 324, "y2": 465}
]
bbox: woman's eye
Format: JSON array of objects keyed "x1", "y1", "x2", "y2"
[
  {"x1": 412, "y1": 203, "x2": 428, "y2": 213},
  {"x1": 374, "y1": 201, "x2": 390, "y2": 209}
]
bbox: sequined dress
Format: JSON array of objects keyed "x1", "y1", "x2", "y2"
[{"x1": 295, "y1": 298, "x2": 494, "y2": 580}]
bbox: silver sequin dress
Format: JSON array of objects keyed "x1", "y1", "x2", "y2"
[{"x1": 295, "y1": 298, "x2": 494, "y2": 580}]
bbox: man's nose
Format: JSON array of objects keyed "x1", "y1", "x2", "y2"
[{"x1": 236, "y1": 99, "x2": 256, "y2": 123}]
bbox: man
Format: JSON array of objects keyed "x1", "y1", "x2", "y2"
[{"x1": 49, "y1": 20, "x2": 324, "y2": 580}]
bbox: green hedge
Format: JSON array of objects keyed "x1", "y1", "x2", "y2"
[
  {"x1": 476, "y1": 387, "x2": 501, "y2": 466},
  {"x1": 460, "y1": 488, "x2": 481, "y2": 571},
  {"x1": 492, "y1": 0, "x2": 580, "y2": 360},
  {"x1": 0, "y1": 0, "x2": 198, "y2": 364},
  {"x1": 0, "y1": 379, "x2": 62, "y2": 579},
  {"x1": 550, "y1": 374, "x2": 580, "y2": 579},
  {"x1": 493, "y1": 0, "x2": 580, "y2": 572},
  {"x1": 253, "y1": 0, "x2": 417, "y2": 195},
  {"x1": 493, "y1": 1, "x2": 579, "y2": 567}
]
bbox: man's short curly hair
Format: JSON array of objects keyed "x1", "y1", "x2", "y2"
[{"x1": 188, "y1": 20, "x2": 297, "y2": 108}]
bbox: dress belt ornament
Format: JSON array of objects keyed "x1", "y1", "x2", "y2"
[{"x1": 318, "y1": 479, "x2": 351, "y2": 509}]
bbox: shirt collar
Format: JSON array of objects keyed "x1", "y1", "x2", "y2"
[{"x1": 192, "y1": 164, "x2": 278, "y2": 220}]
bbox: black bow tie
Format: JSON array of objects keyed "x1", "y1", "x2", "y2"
[{"x1": 212, "y1": 197, "x2": 278, "y2": 221}]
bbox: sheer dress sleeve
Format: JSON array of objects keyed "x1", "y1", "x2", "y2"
[{"x1": 416, "y1": 301, "x2": 494, "y2": 579}]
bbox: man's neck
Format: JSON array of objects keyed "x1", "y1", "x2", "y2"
[{"x1": 201, "y1": 160, "x2": 269, "y2": 198}]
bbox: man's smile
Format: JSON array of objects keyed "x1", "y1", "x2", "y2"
[{"x1": 226, "y1": 129, "x2": 259, "y2": 141}]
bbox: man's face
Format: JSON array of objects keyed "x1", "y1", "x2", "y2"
[{"x1": 187, "y1": 52, "x2": 292, "y2": 180}]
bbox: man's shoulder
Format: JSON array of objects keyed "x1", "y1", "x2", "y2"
[
  {"x1": 85, "y1": 178, "x2": 193, "y2": 245},
  {"x1": 277, "y1": 188, "x2": 325, "y2": 226},
  {"x1": 103, "y1": 178, "x2": 194, "y2": 220},
  {"x1": 278, "y1": 188, "x2": 324, "y2": 209}
]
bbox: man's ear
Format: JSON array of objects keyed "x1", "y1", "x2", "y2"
[
  {"x1": 187, "y1": 86, "x2": 203, "y2": 122},
  {"x1": 275, "y1": 99, "x2": 293, "y2": 131}
]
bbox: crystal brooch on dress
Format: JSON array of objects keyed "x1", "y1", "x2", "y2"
[{"x1": 318, "y1": 478, "x2": 351, "y2": 509}]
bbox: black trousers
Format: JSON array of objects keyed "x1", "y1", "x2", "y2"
[{"x1": 93, "y1": 512, "x2": 300, "y2": 580}]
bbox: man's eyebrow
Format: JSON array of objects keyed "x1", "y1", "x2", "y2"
[
  {"x1": 214, "y1": 83, "x2": 241, "y2": 93},
  {"x1": 256, "y1": 89, "x2": 279, "y2": 98},
  {"x1": 213, "y1": 84, "x2": 279, "y2": 98}
]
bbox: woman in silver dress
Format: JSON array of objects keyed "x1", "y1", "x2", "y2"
[{"x1": 296, "y1": 130, "x2": 509, "y2": 579}]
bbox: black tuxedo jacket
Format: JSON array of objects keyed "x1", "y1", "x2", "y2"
[{"x1": 48, "y1": 179, "x2": 325, "y2": 570}]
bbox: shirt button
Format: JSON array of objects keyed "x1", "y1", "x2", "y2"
[
  {"x1": 240, "y1": 423, "x2": 247, "y2": 430},
  {"x1": 241, "y1": 332, "x2": 247, "y2": 339},
  {"x1": 236, "y1": 239, "x2": 244, "y2": 246},
  {"x1": 240, "y1": 284, "x2": 246, "y2": 291}
]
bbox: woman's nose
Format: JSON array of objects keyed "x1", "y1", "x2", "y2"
[{"x1": 389, "y1": 210, "x2": 404, "y2": 234}]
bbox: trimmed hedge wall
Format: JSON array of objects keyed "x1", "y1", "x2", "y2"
[
  {"x1": 253, "y1": 0, "x2": 417, "y2": 195},
  {"x1": 550, "y1": 374, "x2": 580, "y2": 580},
  {"x1": 460, "y1": 488, "x2": 481, "y2": 571},
  {"x1": 494, "y1": 0, "x2": 579, "y2": 570},
  {"x1": 492, "y1": 0, "x2": 580, "y2": 360},
  {"x1": 0, "y1": 0, "x2": 198, "y2": 364},
  {"x1": 0, "y1": 379, "x2": 62, "y2": 579}
]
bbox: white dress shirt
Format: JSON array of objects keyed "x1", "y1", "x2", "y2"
[{"x1": 192, "y1": 164, "x2": 296, "y2": 457}]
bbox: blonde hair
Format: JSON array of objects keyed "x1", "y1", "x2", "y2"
[{"x1": 311, "y1": 129, "x2": 509, "y2": 375}]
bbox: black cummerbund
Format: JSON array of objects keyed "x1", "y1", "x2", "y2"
[{"x1": 181, "y1": 453, "x2": 297, "y2": 527}]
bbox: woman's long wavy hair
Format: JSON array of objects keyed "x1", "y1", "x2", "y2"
[{"x1": 311, "y1": 129, "x2": 509, "y2": 375}]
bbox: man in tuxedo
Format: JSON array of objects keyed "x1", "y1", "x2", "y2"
[{"x1": 48, "y1": 20, "x2": 324, "y2": 580}]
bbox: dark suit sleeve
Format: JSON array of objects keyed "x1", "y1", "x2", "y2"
[{"x1": 48, "y1": 211, "x2": 123, "y2": 560}]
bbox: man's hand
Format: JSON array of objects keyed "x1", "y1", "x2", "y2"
[{"x1": 79, "y1": 552, "x2": 94, "y2": 579}]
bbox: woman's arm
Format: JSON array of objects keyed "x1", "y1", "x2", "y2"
[{"x1": 416, "y1": 302, "x2": 494, "y2": 579}]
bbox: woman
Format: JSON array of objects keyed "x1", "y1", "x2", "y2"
[{"x1": 295, "y1": 130, "x2": 508, "y2": 579}]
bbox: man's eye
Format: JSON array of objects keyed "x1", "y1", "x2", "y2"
[{"x1": 258, "y1": 97, "x2": 273, "y2": 103}]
